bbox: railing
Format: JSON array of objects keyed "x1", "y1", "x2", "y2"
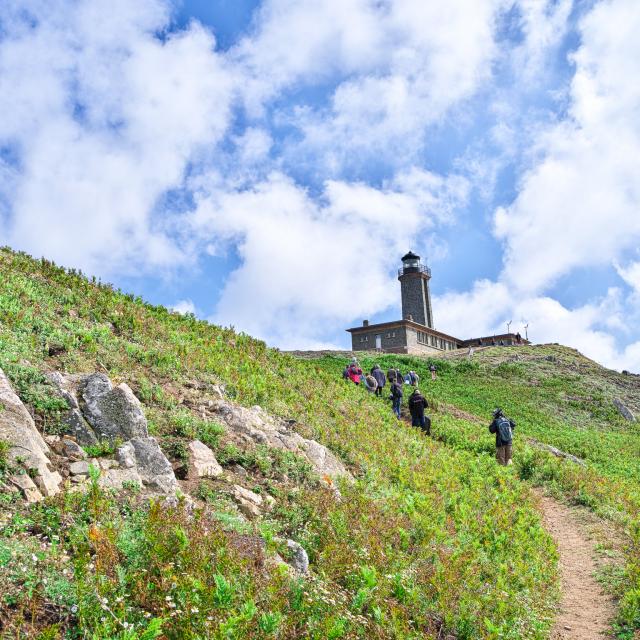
[{"x1": 398, "y1": 265, "x2": 431, "y2": 277}]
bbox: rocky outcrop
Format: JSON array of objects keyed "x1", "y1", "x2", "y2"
[
  {"x1": 117, "y1": 437, "x2": 177, "y2": 494},
  {"x1": 0, "y1": 369, "x2": 62, "y2": 501},
  {"x1": 214, "y1": 402, "x2": 352, "y2": 484},
  {"x1": 46, "y1": 372, "x2": 148, "y2": 445},
  {"x1": 613, "y1": 399, "x2": 636, "y2": 422},
  {"x1": 188, "y1": 440, "x2": 223, "y2": 479},
  {"x1": 79, "y1": 374, "x2": 148, "y2": 443}
]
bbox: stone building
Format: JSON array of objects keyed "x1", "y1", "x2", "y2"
[{"x1": 346, "y1": 252, "x2": 528, "y2": 355}]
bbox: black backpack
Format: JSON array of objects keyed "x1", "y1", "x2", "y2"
[{"x1": 496, "y1": 416, "x2": 513, "y2": 443}]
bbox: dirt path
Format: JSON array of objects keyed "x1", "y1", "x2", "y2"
[{"x1": 536, "y1": 491, "x2": 617, "y2": 639}]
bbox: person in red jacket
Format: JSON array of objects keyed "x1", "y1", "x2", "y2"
[{"x1": 347, "y1": 359, "x2": 363, "y2": 384}]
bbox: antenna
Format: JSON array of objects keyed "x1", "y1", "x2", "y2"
[
  {"x1": 524, "y1": 323, "x2": 529, "y2": 341},
  {"x1": 506, "y1": 320, "x2": 512, "y2": 335}
]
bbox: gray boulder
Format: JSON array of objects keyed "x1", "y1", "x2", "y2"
[
  {"x1": 79, "y1": 374, "x2": 148, "y2": 443},
  {"x1": 286, "y1": 539, "x2": 309, "y2": 574},
  {"x1": 0, "y1": 369, "x2": 62, "y2": 500},
  {"x1": 614, "y1": 399, "x2": 636, "y2": 422},
  {"x1": 116, "y1": 437, "x2": 177, "y2": 494}
]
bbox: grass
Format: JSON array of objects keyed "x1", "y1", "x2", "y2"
[
  {"x1": 0, "y1": 246, "x2": 634, "y2": 638},
  {"x1": 311, "y1": 349, "x2": 640, "y2": 637}
]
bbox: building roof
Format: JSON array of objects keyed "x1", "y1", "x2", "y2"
[{"x1": 346, "y1": 318, "x2": 462, "y2": 343}]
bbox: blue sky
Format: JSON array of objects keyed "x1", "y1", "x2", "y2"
[{"x1": 1, "y1": 0, "x2": 639, "y2": 370}]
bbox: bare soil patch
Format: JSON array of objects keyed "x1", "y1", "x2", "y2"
[{"x1": 536, "y1": 490, "x2": 618, "y2": 639}]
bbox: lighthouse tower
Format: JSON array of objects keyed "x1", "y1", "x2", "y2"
[{"x1": 398, "y1": 251, "x2": 434, "y2": 328}]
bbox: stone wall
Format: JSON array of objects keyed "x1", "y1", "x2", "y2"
[{"x1": 351, "y1": 325, "x2": 408, "y2": 352}]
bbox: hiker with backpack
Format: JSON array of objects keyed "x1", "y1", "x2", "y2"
[
  {"x1": 408, "y1": 388, "x2": 430, "y2": 435},
  {"x1": 387, "y1": 367, "x2": 396, "y2": 385},
  {"x1": 390, "y1": 378, "x2": 403, "y2": 419},
  {"x1": 489, "y1": 407, "x2": 516, "y2": 465},
  {"x1": 408, "y1": 370, "x2": 419, "y2": 386},
  {"x1": 371, "y1": 364, "x2": 386, "y2": 397},
  {"x1": 364, "y1": 373, "x2": 378, "y2": 394}
]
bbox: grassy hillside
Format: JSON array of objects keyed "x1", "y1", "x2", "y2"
[
  {"x1": 0, "y1": 247, "x2": 636, "y2": 639},
  {"x1": 310, "y1": 348, "x2": 640, "y2": 637}
]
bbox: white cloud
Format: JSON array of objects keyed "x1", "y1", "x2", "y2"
[
  {"x1": 0, "y1": 0, "x2": 234, "y2": 275},
  {"x1": 435, "y1": 281, "x2": 640, "y2": 371},
  {"x1": 171, "y1": 299, "x2": 197, "y2": 315},
  {"x1": 493, "y1": 0, "x2": 640, "y2": 294},
  {"x1": 190, "y1": 169, "x2": 468, "y2": 345},
  {"x1": 268, "y1": 0, "x2": 509, "y2": 169}
]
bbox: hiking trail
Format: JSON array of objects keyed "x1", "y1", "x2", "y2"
[{"x1": 536, "y1": 490, "x2": 617, "y2": 639}]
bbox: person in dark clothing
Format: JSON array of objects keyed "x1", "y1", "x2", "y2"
[
  {"x1": 390, "y1": 379, "x2": 403, "y2": 419},
  {"x1": 342, "y1": 365, "x2": 350, "y2": 381},
  {"x1": 489, "y1": 407, "x2": 516, "y2": 465},
  {"x1": 408, "y1": 388, "x2": 430, "y2": 435},
  {"x1": 371, "y1": 364, "x2": 386, "y2": 397},
  {"x1": 429, "y1": 364, "x2": 437, "y2": 381},
  {"x1": 387, "y1": 368, "x2": 396, "y2": 385},
  {"x1": 395, "y1": 368, "x2": 402, "y2": 385}
]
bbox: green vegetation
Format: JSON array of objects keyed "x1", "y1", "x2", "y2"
[
  {"x1": 312, "y1": 349, "x2": 640, "y2": 637},
  {"x1": 0, "y1": 247, "x2": 636, "y2": 638}
]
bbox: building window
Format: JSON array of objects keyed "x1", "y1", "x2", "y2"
[
  {"x1": 360, "y1": 337, "x2": 364, "y2": 343},
  {"x1": 392, "y1": 331, "x2": 396, "y2": 338}
]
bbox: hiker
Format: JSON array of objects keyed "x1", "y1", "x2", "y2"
[
  {"x1": 407, "y1": 370, "x2": 419, "y2": 386},
  {"x1": 468, "y1": 346, "x2": 474, "y2": 359},
  {"x1": 390, "y1": 378, "x2": 403, "y2": 419},
  {"x1": 347, "y1": 361, "x2": 363, "y2": 385},
  {"x1": 371, "y1": 364, "x2": 386, "y2": 397},
  {"x1": 342, "y1": 365, "x2": 350, "y2": 381},
  {"x1": 489, "y1": 407, "x2": 516, "y2": 466},
  {"x1": 387, "y1": 367, "x2": 397, "y2": 385},
  {"x1": 395, "y1": 368, "x2": 402, "y2": 385},
  {"x1": 429, "y1": 364, "x2": 437, "y2": 381},
  {"x1": 364, "y1": 373, "x2": 378, "y2": 394},
  {"x1": 408, "y1": 388, "x2": 430, "y2": 435}
]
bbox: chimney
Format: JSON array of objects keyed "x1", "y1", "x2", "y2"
[{"x1": 363, "y1": 320, "x2": 369, "y2": 327}]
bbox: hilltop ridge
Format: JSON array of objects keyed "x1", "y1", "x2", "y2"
[{"x1": 0, "y1": 247, "x2": 639, "y2": 639}]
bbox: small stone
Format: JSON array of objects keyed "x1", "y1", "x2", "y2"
[
  {"x1": 69, "y1": 460, "x2": 90, "y2": 476},
  {"x1": 61, "y1": 438, "x2": 86, "y2": 459},
  {"x1": 286, "y1": 539, "x2": 309, "y2": 574},
  {"x1": 35, "y1": 470, "x2": 64, "y2": 497},
  {"x1": 98, "y1": 458, "x2": 118, "y2": 470},
  {"x1": 45, "y1": 434, "x2": 61, "y2": 445},
  {"x1": 233, "y1": 484, "x2": 263, "y2": 506},
  {"x1": 237, "y1": 498, "x2": 262, "y2": 518},
  {"x1": 232, "y1": 464, "x2": 248, "y2": 478},
  {"x1": 9, "y1": 474, "x2": 44, "y2": 503},
  {"x1": 187, "y1": 440, "x2": 223, "y2": 479}
]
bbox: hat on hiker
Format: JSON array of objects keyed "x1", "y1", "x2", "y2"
[{"x1": 492, "y1": 407, "x2": 503, "y2": 418}]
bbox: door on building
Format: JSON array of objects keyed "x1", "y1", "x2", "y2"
[{"x1": 375, "y1": 334, "x2": 382, "y2": 350}]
